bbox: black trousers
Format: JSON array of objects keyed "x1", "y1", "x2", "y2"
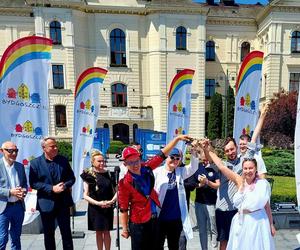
[
  {"x1": 157, "y1": 219, "x2": 183, "y2": 250},
  {"x1": 39, "y1": 203, "x2": 73, "y2": 250},
  {"x1": 129, "y1": 218, "x2": 158, "y2": 250}
]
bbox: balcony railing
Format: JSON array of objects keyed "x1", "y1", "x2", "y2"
[{"x1": 99, "y1": 106, "x2": 153, "y2": 120}]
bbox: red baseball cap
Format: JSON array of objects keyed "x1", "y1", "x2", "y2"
[{"x1": 121, "y1": 146, "x2": 141, "y2": 160}]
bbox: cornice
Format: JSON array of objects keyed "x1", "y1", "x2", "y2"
[
  {"x1": 0, "y1": 7, "x2": 33, "y2": 17},
  {"x1": 207, "y1": 17, "x2": 256, "y2": 26}
]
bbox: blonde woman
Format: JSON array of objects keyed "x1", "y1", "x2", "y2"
[{"x1": 80, "y1": 151, "x2": 116, "y2": 250}]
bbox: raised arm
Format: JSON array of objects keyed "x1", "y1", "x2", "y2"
[
  {"x1": 251, "y1": 103, "x2": 269, "y2": 143},
  {"x1": 161, "y1": 134, "x2": 192, "y2": 156}
]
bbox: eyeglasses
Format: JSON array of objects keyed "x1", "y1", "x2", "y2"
[
  {"x1": 125, "y1": 159, "x2": 140, "y2": 166},
  {"x1": 169, "y1": 156, "x2": 181, "y2": 161},
  {"x1": 3, "y1": 148, "x2": 19, "y2": 154}
]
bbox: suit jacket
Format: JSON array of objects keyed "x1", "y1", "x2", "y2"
[
  {"x1": 29, "y1": 154, "x2": 75, "y2": 213},
  {"x1": 0, "y1": 158, "x2": 27, "y2": 214}
]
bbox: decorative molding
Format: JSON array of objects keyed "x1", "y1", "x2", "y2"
[{"x1": 207, "y1": 18, "x2": 256, "y2": 26}]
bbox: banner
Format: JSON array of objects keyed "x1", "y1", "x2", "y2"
[
  {"x1": 166, "y1": 69, "x2": 195, "y2": 152},
  {"x1": 72, "y1": 67, "x2": 108, "y2": 203},
  {"x1": 0, "y1": 36, "x2": 52, "y2": 224},
  {"x1": 233, "y1": 51, "x2": 264, "y2": 141},
  {"x1": 295, "y1": 92, "x2": 300, "y2": 212}
]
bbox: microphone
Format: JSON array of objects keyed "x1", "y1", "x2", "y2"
[{"x1": 114, "y1": 166, "x2": 121, "y2": 184}]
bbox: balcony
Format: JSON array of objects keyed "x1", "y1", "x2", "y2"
[{"x1": 99, "y1": 106, "x2": 153, "y2": 120}]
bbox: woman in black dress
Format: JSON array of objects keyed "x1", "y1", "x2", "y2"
[{"x1": 80, "y1": 150, "x2": 116, "y2": 250}]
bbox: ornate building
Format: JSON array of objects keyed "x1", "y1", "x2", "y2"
[{"x1": 0, "y1": 0, "x2": 299, "y2": 142}]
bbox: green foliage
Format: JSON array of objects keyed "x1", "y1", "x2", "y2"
[
  {"x1": 269, "y1": 175, "x2": 297, "y2": 203},
  {"x1": 57, "y1": 141, "x2": 72, "y2": 161},
  {"x1": 208, "y1": 93, "x2": 223, "y2": 140},
  {"x1": 261, "y1": 89, "x2": 298, "y2": 148},
  {"x1": 222, "y1": 85, "x2": 235, "y2": 138},
  {"x1": 108, "y1": 140, "x2": 128, "y2": 154},
  {"x1": 262, "y1": 148, "x2": 294, "y2": 176}
]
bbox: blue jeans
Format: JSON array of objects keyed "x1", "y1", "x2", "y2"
[
  {"x1": 195, "y1": 202, "x2": 217, "y2": 250},
  {"x1": 0, "y1": 202, "x2": 24, "y2": 250}
]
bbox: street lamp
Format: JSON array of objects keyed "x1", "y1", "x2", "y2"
[{"x1": 216, "y1": 70, "x2": 236, "y2": 138}]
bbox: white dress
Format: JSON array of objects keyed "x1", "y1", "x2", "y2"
[{"x1": 226, "y1": 179, "x2": 275, "y2": 250}]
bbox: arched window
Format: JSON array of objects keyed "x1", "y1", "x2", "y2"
[
  {"x1": 50, "y1": 21, "x2": 62, "y2": 45},
  {"x1": 241, "y1": 42, "x2": 250, "y2": 61},
  {"x1": 111, "y1": 83, "x2": 127, "y2": 107},
  {"x1": 206, "y1": 41, "x2": 215, "y2": 61},
  {"x1": 55, "y1": 105, "x2": 67, "y2": 127},
  {"x1": 176, "y1": 26, "x2": 187, "y2": 50},
  {"x1": 291, "y1": 31, "x2": 300, "y2": 53},
  {"x1": 110, "y1": 29, "x2": 126, "y2": 67},
  {"x1": 104, "y1": 123, "x2": 109, "y2": 129}
]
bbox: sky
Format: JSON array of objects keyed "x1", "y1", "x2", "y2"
[{"x1": 193, "y1": 0, "x2": 269, "y2": 5}]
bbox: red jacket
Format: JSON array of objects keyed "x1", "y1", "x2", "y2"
[{"x1": 118, "y1": 152, "x2": 166, "y2": 224}]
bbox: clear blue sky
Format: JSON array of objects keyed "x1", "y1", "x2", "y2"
[{"x1": 193, "y1": 0, "x2": 269, "y2": 5}]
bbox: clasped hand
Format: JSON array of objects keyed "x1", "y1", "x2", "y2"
[
  {"x1": 97, "y1": 200, "x2": 115, "y2": 208},
  {"x1": 10, "y1": 186, "x2": 26, "y2": 200}
]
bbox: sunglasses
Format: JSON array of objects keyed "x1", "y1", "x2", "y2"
[
  {"x1": 125, "y1": 159, "x2": 140, "y2": 166},
  {"x1": 3, "y1": 148, "x2": 19, "y2": 154},
  {"x1": 169, "y1": 155, "x2": 181, "y2": 161}
]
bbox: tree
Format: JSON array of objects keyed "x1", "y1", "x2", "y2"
[
  {"x1": 208, "y1": 92, "x2": 223, "y2": 140},
  {"x1": 222, "y1": 85, "x2": 235, "y2": 138},
  {"x1": 261, "y1": 89, "x2": 298, "y2": 148}
]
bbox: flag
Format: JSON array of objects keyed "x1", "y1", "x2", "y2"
[
  {"x1": 0, "y1": 36, "x2": 52, "y2": 224},
  {"x1": 72, "y1": 67, "x2": 108, "y2": 203},
  {"x1": 166, "y1": 69, "x2": 195, "y2": 152},
  {"x1": 233, "y1": 51, "x2": 264, "y2": 141},
  {"x1": 295, "y1": 92, "x2": 300, "y2": 212}
]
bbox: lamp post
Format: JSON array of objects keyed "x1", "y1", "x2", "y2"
[{"x1": 216, "y1": 70, "x2": 236, "y2": 138}]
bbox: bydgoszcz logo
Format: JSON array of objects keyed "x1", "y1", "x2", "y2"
[
  {"x1": 174, "y1": 126, "x2": 185, "y2": 136},
  {"x1": 171, "y1": 102, "x2": 186, "y2": 117},
  {"x1": 237, "y1": 93, "x2": 257, "y2": 115},
  {"x1": 11, "y1": 120, "x2": 43, "y2": 139},
  {"x1": 2, "y1": 83, "x2": 45, "y2": 109},
  {"x1": 241, "y1": 124, "x2": 253, "y2": 137},
  {"x1": 77, "y1": 99, "x2": 96, "y2": 116},
  {"x1": 81, "y1": 124, "x2": 94, "y2": 137}
]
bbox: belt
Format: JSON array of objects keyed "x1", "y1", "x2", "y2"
[
  {"x1": 7, "y1": 201, "x2": 21, "y2": 206},
  {"x1": 242, "y1": 209, "x2": 261, "y2": 214}
]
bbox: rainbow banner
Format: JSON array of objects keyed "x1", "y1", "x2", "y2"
[
  {"x1": 166, "y1": 69, "x2": 195, "y2": 151},
  {"x1": 0, "y1": 36, "x2": 52, "y2": 224},
  {"x1": 72, "y1": 67, "x2": 108, "y2": 203},
  {"x1": 233, "y1": 51, "x2": 264, "y2": 141}
]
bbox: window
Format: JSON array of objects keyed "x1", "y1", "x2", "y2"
[
  {"x1": 50, "y1": 21, "x2": 62, "y2": 45},
  {"x1": 289, "y1": 73, "x2": 300, "y2": 92},
  {"x1": 176, "y1": 26, "x2": 187, "y2": 50},
  {"x1": 52, "y1": 65, "x2": 64, "y2": 89},
  {"x1": 110, "y1": 29, "x2": 126, "y2": 67},
  {"x1": 206, "y1": 41, "x2": 215, "y2": 61},
  {"x1": 111, "y1": 83, "x2": 127, "y2": 107},
  {"x1": 291, "y1": 31, "x2": 300, "y2": 53},
  {"x1": 205, "y1": 79, "x2": 215, "y2": 98},
  {"x1": 241, "y1": 42, "x2": 250, "y2": 61},
  {"x1": 55, "y1": 105, "x2": 67, "y2": 127}
]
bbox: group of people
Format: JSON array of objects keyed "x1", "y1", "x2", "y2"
[
  {"x1": 0, "y1": 137, "x2": 75, "y2": 250},
  {"x1": 0, "y1": 104, "x2": 276, "y2": 250}
]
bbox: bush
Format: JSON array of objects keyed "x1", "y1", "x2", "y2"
[
  {"x1": 108, "y1": 140, "x2": 128, "y2": 154},
  {"x1": 57, "y1": 141, "x2": 72, "y2": 161},
  {"x1": 262, "y1": 148, "x2": 294, "y2": 176}
]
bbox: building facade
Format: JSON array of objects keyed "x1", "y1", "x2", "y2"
[{"x1": 0, "y1": 0, "x2": 299, "y2": 142}]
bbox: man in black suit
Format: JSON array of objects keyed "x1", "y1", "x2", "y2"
[{"x1": 29, "y1": 137, "x2": 75, "y2": 250}]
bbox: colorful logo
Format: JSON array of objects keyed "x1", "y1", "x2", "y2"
[
  {"x1": 7, "y1": 83, "x2": 41, "y2": 103},
  {"x1": 82, "y1": 125, "x2": 93, "y2": 135},
  {"x1": 172, "y1": 101, "x2": 186, "y2": 114},
  {"x1": 239, "y1": 93, "x2": 255, "y2": 110},
  {"x1": 241, "y1": 124, "x2": 253, "y2": 137},
  {"x1": 175, "y1": 126, "x2": 186, "y2": 135},
  {"x1": 80, "y1": 99, "x2": 95, "y2": 113},
  {"x1": 15, "y1": 121, "x2": 43, "y2": 135},
  {"x1": 22, "y1": 155, "x2": 35, "y2": 166}
]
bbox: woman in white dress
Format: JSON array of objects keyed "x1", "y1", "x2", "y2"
[{"x1": 203, "y1": 146, "x2": 276, "y2": 250}]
